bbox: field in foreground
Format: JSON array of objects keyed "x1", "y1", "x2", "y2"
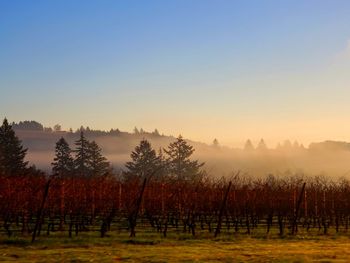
[{"x1": 1, "y1": 233, "x2": 350, "y2": 262}]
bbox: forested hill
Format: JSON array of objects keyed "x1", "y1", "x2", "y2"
[
  {"x1": 14, "y1": 124, "x2": 178, "y2": 153},
  {"x1": 13, "y1": 121, "x2": 211, "y2": 172},
  {"x1": 12, "y1": 121, "x2": 350, "y2": 177}
]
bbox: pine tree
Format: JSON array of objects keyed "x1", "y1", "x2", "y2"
[
  {"x1": 156, "y1": 147, "x2": 168, "y2": 181},
  {"x1": 51, "y1": 137, "x2": 74, "y2": 177},
  {"x1": 53, "y1": 124, "x2": 62, "y2": 132},
  {"x1": 244, "y1": 139, "x2": 254, "y2": 151},
  {"x1": 164, "y1": 135, "x2": 204, "y2": 181},
  {"x1": 257, "y1": 138, "x2": 268, "y2": 151},
  {"x1": 74, "y1": 131, "x2": 90, "y2": 176},
  {"x1": 125, "y1": 139, "x2": 160, "y2": 180},
  {"x1": 212, "y1": 138, "x2": 219, "y2": 147},
  {"x1": 152, "y1": 129, "x2": 160, "y2": 136},
  {"x1": 0, "y1": 118, "x2": 28, "y2": 176},
  {"x1": 87, "y1": 141, "x2": 109, "y2": 177}
]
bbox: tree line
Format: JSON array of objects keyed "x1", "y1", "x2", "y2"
[
  {"x1": 0, "y1": 118, "x2": 204, "y2": 181},
  {"x1": 53, "y1": 132, "x2": 204, "y2": 181}
]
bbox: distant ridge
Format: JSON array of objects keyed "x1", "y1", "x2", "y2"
[
  {"x1": 309, "y1": 141, "x2": 350, "y2": 152},
  {"x1": 9, "y1": 120, "x2": 350, "y2": 177}
]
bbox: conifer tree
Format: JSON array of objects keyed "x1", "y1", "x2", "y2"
[
  {"x1": 51, "y1": 137, "x2": 74, "y2": 177},
  {"x1": 257, "y1": 138, "x2": 268, "y2": 151},
  {"x1": 74, "y1": 131, "x2": 90, "y2": 176},
  {"x1": 156, "y1": 147, "x2": 168, "y2": 180},
  {"x1": 0, "y1": 118, "x2": 28, "y2": 176},
  {"x1": 87, "y1": 141, "x2": 109, "y2": 177},
  {"x1": 212, "y1": 138, "x2": 219, "y2": 148},
  {"x1": 152, "y1": 129, "x2": 160, "y2": 136},
  {"x1": 164, "y1": 135, "x2": 204, "y2": 181},
  {"x1": 125, "y1": 139, "x2": 160, "y2": 180},
  {"x1": 244, "y1": 139, "x2": 254, "y2": 151}
]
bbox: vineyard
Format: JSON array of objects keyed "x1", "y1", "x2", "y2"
[{"x1": 1, "y1": 174, "x2": 350, "y2": 242}]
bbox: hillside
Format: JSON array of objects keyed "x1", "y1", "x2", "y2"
[{"x1": 12, "y1": 121, "x2": 350, "y2": 177}]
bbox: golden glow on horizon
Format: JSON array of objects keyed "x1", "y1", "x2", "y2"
[{"x1": 4, "y1": 40, "x2": 350, "y2": 149}]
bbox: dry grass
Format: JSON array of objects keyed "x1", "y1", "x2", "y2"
[{"x1": 0, "y1": 233, "x2": 350, "y2": 262}]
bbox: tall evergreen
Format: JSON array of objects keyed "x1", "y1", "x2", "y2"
[
  {"x1": 74, "y1": 131, "x2": 90, "y2": 176},
  {"x1": 164, "y1": 135, "x2": 204, "y2": 181},
  {"x1": 212, "y1": 138, "x2": 219, "y2": 148},
  {"x1": 257, "y1": 138, "x2": 268, "y2": 151},
  {"x1": 125, "y1": 139, "x2": 160, "y2": 180},
  {"x1": 87, "y1": 141, "x2": 109, "y2": 177},
  {"x1": 244, "y1": 139, "x2": 254, "y2": 151},
  {"x1": 0, "y1": 118, "x2": 28, "y2": 176},
  {"x1": 52, "y1": 137, "x2": 74, "y2": 177},
  {"x1": 157, "y1": 147, "x2": 168, "y2": 180}
]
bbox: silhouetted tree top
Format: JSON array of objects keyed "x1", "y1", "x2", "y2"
[
  {"x1": 53, "y1": 124, "x2": 62, "y2": 132},
  {"x1": 44, "y1": 127, "x2": 53, "y2": 132},
  {"x1": 87, "y1": 140, "x2": 109, "y2": 177},
  {"x1": 125, "y1": 139, "x2": 160, "y2": 180},
  {"x1": 10, "y1": 120, "x2": 170, "y2": 141},
  {"x1": 74, "y1": 131, "x2": 90, "y2": 176},
  {"x1": 244, "y1": 139, "x2": 254, "y2": 151},
  {"x1": 152, "y1": 129, "x2": 160, "y2": 136},
  {"x1": 212, "y1": 138, "x2": 219, "y2": 147},
  {"x1": 12, "y1": 120, "x2": 44, "y2": 131},
  {"x1": 53, "y1": 132, "x2": 109, "y2": 178},
  {"x1": 164, "y1": 135, "x2": 204, "y2": 181},
  {"x1": 0, "y1": 118, "x2": 28, "y2": 176},
  {"x1": 275, "y1": 140, "x2": 302, "y2": 151},
  {"x1": 257, "y1": 138, "x2": 268, "y2": 151},
  {"x1": 109, "y1": 128, "x2": 121, "y2": 135},
  {"x1": 52, "y1": 137, "x2": 74, "y2": 177}
]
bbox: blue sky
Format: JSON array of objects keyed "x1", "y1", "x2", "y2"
[{"x1": 1, "y1": 1, "x2": 350, "y2": 147}]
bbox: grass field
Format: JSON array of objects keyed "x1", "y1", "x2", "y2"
[{"x1": 1, "y1": 232, "x2": 350, "y2": 262}]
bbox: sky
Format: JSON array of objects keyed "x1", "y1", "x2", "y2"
[{"x1": 1, "y1": 0, "x2": 350, "y2": 148}]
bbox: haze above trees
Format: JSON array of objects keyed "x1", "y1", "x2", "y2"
[{"x1": 8, "y1": 120, "x2": 350, "y2": 177}]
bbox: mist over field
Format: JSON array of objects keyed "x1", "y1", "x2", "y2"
[{"x1": 14, "y1": 124, "x2": 350, "y2": 178}]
